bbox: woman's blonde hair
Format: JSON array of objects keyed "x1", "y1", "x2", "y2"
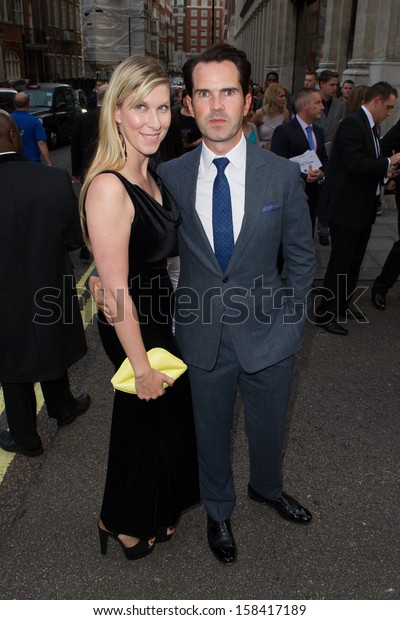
[
  {"x1": 345, "y1": 84, "x2": 369, "y2": 115},
  {"x1": 262, "y1": 83, "x2": 287, "y2": 117},
  {"x1": 79, "y1": 55, "x2": 170, "y2": 242}
]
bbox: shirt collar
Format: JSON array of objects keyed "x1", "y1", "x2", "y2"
[
  {"x1": 361, "y1": 105, "x2": 375, "y2": 129},
  {"x1": 296, "y1": 115, "x2": 311, "y2": 131},
  {"x1": 200, "y1": 133, "x2": 247, "y2": 171}
]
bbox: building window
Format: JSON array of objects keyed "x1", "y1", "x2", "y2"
[
  {"x1": 177, "y1": 26, "x2": 183, "y2": 33},
  {"x1": 191, "y1": 29, "x2": 197, "y2": 36},
  {"x1": 201, "y1": 10, "x2": 208, "y2": 17},
  {"x1": 191, "y1": 19, "x2": 197, "y2": 26},
  {"x1": 0, "y1": 1, "x2": 9, "y2": 21},
  {"x1": 56, "y1": 55, "x2": 63, "y2": 80},
  {"x1": 191, "y1": 9, "x2": 197, "y2": 16},
  {"x1": 12, "y1": 0, "x2": 23, "y2": 25},
  {"x1": 201, "y1": 19, "x2": 207, "y2": 26},
  {"x1": 191, "y1": 39, "x2": 197, "y2": 46},
  {"x1": 5, "y1": 49, "x2": 21, "y2": 80}
]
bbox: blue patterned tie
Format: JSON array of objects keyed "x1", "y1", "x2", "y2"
[
  {"x1": 212, "y1": 157, "x2": 234, "y2": 272},
  {"x1": 305, "y1": 125, "x2": 315, "y2": 151}
]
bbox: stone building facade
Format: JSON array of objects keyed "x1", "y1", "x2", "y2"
[{"x1": 232, "y1": 0, "x2": 400, "y2": 124}]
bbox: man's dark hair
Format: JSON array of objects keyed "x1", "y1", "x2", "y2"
[
  {"x1": 265, "y1": 71, "x2": 279, "y2": 81},
  {"x1": 294, "y1": 88, "x2": 318, "y2": 113},
  {"x1": 342, "y1": 79, "x2": 355, "y2": 86},
  {"x1": 305, "y1": 70, "x2": 318, "y2": 80},
  {"x1": 364, "y1": 81, "x2": 398, "y2": 104},
  {"x1": 182, "y1": 44, "x2": 251, "y2": 99},
  {"x1": 319, "y1": 70, "x2": 339, "y2": 85}
]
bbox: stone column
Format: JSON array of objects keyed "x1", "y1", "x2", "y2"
[
  {"x1": 344, "y1": 0, "x2": 400, "y2": 87},
  {"x1": 318, "y1": 0, "x2": 353, "y2": 76}
]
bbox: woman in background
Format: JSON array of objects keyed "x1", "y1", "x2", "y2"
[{"x1": 251, "y1": 83, "x2": 289, "y2": 149}]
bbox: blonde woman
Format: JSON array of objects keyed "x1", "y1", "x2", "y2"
[
  {"x1": 81, "y1": 56, "x2": 199, "y2": 561},
  {"x1": 252, "y1": 83, "x2": 290, "y2": 148}
]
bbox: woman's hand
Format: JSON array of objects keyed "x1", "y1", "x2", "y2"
[{"x1": 135, "y1": 369, "x2": 175, "y2": 401}]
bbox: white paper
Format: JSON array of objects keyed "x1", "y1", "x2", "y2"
[{"x1": 290, "y1": 149, "x2": 323, "y2": 174}]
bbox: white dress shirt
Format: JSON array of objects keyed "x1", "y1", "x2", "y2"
[
  {"x1": 196, "y1": 134, "x2": 247, "y2": 249},
  {"x1": 296, "y1": 115, "x2": 317, "y2": 151},
  {"x1": 361, "y1": 105, "x2": 389, "y2": 193}
]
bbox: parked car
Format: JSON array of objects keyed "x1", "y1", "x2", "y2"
[
  {"x1": 24, "y1": 83, "x2": 81, "y2": 149},
  {"x1": 0, "y1": 87, "x2": 18, "y2": 113}
]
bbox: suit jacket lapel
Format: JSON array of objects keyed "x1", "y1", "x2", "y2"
[
  {"x1": 359, "y1": 108, "x2": 377, "y2": 157},
  {"x1": 292, "y1": 117, "x2": 310, "y2": 153},
  {"x1": 225, "y1": 144, "x2": 266, "y2": 272}
]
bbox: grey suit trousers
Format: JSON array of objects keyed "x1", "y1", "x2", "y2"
[{"x1": 187, "y1": 323, "x2": 294, "y2": 521}]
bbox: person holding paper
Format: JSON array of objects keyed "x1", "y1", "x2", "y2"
[{"x1": 271, "y1": 88, "x2": 328, "y2": 235}]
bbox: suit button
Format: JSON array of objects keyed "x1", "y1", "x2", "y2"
[{"x1": 223, "y1": 276, "x2": 229, "y2": 283}]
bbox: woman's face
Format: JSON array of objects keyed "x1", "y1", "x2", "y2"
[
  {"x1": 276, "y1": 88, "x2": 286, "y2": 107},
  {"x1": 114, "y1": 83, "x2": 171, "y2": 157}
]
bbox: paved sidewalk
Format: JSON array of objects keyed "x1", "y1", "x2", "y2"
[{"x1": 315, "y1": 195, "x2": 398, "y2": 280}]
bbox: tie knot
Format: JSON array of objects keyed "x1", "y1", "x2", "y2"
[
  {"x1": 213, "y1": 157, "x2": 230, "y2": 173},
  {"x1": 306, "y1": 125, "x2": 313, "y2": 134}
]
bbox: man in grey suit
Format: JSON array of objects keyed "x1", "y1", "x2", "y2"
[
  {"x1": 158, "y1": 44, "x2": 315, "y2": 564},
  {"x1": 314, "y1": 70, "x2": 346, "y2": 246}
]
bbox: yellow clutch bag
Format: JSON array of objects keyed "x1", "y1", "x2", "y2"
[{"x1": 111, "y1": 347, "x2": 187, "y2": 394}]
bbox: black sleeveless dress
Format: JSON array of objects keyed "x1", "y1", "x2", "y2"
[{"x1": 97, "y1": 171, "x2": 199, "y2": 538}]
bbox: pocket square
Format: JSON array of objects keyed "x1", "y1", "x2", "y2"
[
  {"x1": 111, "y1": 348, "x2": 187, "y2": 394},
  {"x1": 262, "y1": 204, "x2": 281, "y2": 213}
]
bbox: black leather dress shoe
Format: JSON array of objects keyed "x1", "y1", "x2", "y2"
[
  {"x1": 248, "y1": 485, "x2": 312, "y2": 524},
  {"x1": 371, "y1": 292, "x2": 386, "y2": 310},
  {"x1": 0, "y1": 430, "x2": 43, "y2": 457},
  {"x1": 57, "y1": 393, "x2": 91, "y2": 428},
  {"x1": 315, "y1": 316, "x2": 348, "y2": 335},
  {"x1": 207, "y1": 516, "x2": 237, "y2": 564},
  {"x1": 319, "y1": 235, "x2": 330, "y2": 246}
]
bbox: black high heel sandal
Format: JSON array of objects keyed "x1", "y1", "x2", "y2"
[
  {"x1": 98, "y1": 523, "x2": 155, "y2": 560},
  {"x1": 156, "y1": 525, "x2": 175, "y2": 543}
]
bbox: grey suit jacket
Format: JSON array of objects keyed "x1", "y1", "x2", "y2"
[
  {"x1": 315, "y1": 97, "x2": 346, "y2": 150},
  {"x1": 158, "y1": 141, "x2": 315, "y2": 373}
]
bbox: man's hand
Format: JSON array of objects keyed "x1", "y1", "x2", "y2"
[
  {"x1": 388, "y1": 152, "x2": 400, "y2": 178},
  {"x1": 88, "y1": 274, "x2": 113, "y2": 323},
  {"x1": 307, "y1": 165, "x2": 325, "y2": 183}
]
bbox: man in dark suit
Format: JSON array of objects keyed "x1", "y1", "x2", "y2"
[
  {"x1": 371, "y1": 118, "x2": 400, "y2": 310},
  {"x1": 315, "y1": 82, "x2": 400, "y2": 335},
  {"x1": 0, "y1": 111, "x2": 91, "y2": 457},
  {"x1": 71, "y1": 83, "x2": 108, "y2": 260},
  {"x1": 271, "y1": 88, "x2": 328, "y2": 234},
  {"x1": 158, "y1": 44, "x2": 315, "y2": 564},
  {"x1": 71, "y1": 83, "x2": 108, "y2": 183}
]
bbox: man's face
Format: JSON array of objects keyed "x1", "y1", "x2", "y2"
[
  {"x1": 320, "y1": 77, "x2": 339, "y2": 100},
  {"x1": 371, "y1": 94, "x2": 397, "y2": 123},
  {"x1": 304, "y1": 91, "x2": 324, "y2": 122},
  {"x1": 341, "y1": 81, "x2": 354, "y2": 100},
  {"x1": 304, "y1": 74, "x2": 318, "y2": 89},
  {"x1": 265, "y1": 73, "x2": 279, "y2": 87},
  {"x1": 187, "y1": 60, "x2": 252, "y2": 155}
]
